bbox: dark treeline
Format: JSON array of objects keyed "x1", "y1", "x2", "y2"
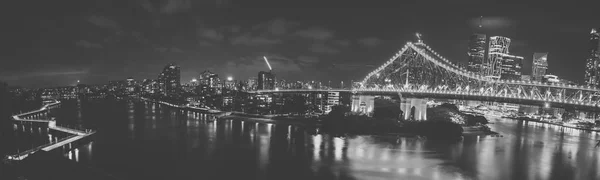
[{"x1": 321, "y1": 99, "x2": 488, "y2": 139}]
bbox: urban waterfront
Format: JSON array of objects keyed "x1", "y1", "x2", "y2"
[
  {"x1": 4, "y1": 3, "x2": 600, "y2": 180},
  {"x1": 46, "y1": 99, "x2": 600, "y2": 180}
]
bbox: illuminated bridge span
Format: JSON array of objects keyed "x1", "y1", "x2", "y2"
[{"x1": 253, "y1": 41, "x2": 600, "y2": 111}]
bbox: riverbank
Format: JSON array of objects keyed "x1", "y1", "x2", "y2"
[
  {"x1": 499, "y1": 115, "x2": 600, "y2": 132},
  {"x1": 139, "y1": 97, "x2": 230, "y2": 117},
  {"x1": 139, "y1": 97, "x2": 319, "y2": 124}
]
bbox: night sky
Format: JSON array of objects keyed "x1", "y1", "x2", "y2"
[{"x1": 3, "y1": 1, "x2": 599, "y2": 88}]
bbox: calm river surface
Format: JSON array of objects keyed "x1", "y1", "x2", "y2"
[{"x1": 50, "y1": 99, "x2": 600, "y2": 180}]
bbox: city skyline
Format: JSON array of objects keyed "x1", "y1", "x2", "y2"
[{"x1": 2, "y1": 1, "x2": 600, "y2": 88}]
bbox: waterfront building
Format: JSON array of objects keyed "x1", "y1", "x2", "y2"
[
  {"x1": 258, "y1": 71, "x2": 275, "y2": 90},
  {"x1": 584, "y1": 28, "x2": 600, "y2": 87},
  {"x1": 532, "y1": 53, "x2": 549, "y2": 82},
  {"x1": 498, "y1": 54, "x2": 524, "y2": 80},
  {"x1": 158, "y1": 64, "x2": 181, "y2": 97}
]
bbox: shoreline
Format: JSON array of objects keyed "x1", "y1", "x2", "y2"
[
  {"x1": 138, "y1": 97, "x2": 500, "y2": 137},
  {"x1": 496, "y1": 115, "x2": 600, "y2": 133},
  {"x1": 139, "y1": 97, "x2": 319, "y2": 125}
]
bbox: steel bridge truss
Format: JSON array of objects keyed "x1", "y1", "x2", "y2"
[{"x1": 360, "y1": 42, "x2": 600, "y2": 107}]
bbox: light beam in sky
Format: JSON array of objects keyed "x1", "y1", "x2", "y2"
[{"x1": 263, "y1": 56, "x2": 272, "y2": 71}]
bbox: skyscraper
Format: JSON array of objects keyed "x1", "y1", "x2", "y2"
[
  {"x1": 467, "y1": 33, "x2": 487, "y2": 74},
  {"x1": 584, "y1": 28, "x2": 600, "y2": 87},
  {"x1": 532, "y1": 53, "x2": 549, "y2": 82},
  {"x1": 258, "y1": 71, "x2": 275, "y2": 90},
  {"x1": 484, "y1": 36, "x2": 512, "y2": 78},
  {"x1": 158, "y1": 64, "x2": 181, "y2": 97},
  {"x1": 499, "y1": 54, "x2": 524, "y2": 80}
]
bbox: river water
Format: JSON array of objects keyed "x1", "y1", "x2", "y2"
[{"x1": 51, "y1": 99, "x2": 600, "y2": 180}]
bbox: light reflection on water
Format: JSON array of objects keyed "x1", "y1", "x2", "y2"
[{"x1": 54, "y1": 99, "x2": 600, "y2": 180}]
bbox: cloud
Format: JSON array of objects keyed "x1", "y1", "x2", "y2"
[
  {"x1": 333, "y1": 40, "x2": 351, "y2": 47},
  {"x1": 294, "y1": 27, "x2": 335, "y2": 40},
  {"x1": 557, "y1": 27, "x2": 588, "y2": 34},
  {"x1": 357, "y1": 37, "x2": 383, "y2": 47},
  {"x1": 131, "y1": 31, "x2": 150, "y2": 45},
  {"x1": 160, "y1": 0, "x2": 192, "y2": 14},
  {"x1": 155, "y1": 47, "x2": 184, "y2": 53},
  {"x1": 218, "y1": 56, "x2": 302, "y2": 80},
  {"x1": 198, "y1": 41, "x2": 214, "y2": 47},
  {"x1": 229, "y1": 25, "x2": 241, "y2": 33},
  {"x1": 197, "y1": 27, "x2": 224, "y2": 41},
  {"x1": 0, "y1": 69, "x2": 90, "y2": 81},
  {"x1": 297, "y1": 56, "x2": 320, "y2": 64},
  {"x1": 87, "y1": 16, "x2": 119, "y2": 29},
  {"x1": 255, "y1": 18, "x2": 300, "y2": 36},
  {"x1": 511, "y1": 40, "x2": 528, "y2": 48},
  {"x1": 139, "y1": 0, "x2": 155, "y2": 12},
  {"x1": 230, "y1": 34, "x2": 282, "y2": 46},
  {"x1": 75, "y1": 40, "x2": 103, "y2": 48},
  {"x1": 170, "y1": 47, "x2": 184, "y2": 53},
  {"x1": 309, "y1": 43, "x2": 340, "y2": 54},
  {"x1": 469, "y1": 16, "x2": 515, "y2": 29}
]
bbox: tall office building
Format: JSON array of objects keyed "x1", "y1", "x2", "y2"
[
  {"x1": 199, "y1": 70, "x2": 220, "y2": 88},
  {"x1": 158, "y1": 64, "x2": 181, "y2": 97},
  {"x1": 532, "y1": 53, "x2": 549, "y2": 82},
  {"x1": 258, "y1": 71, "x2": 275, "y2": 90},
  {"x1": 499, "y1": 54, "x2": 524, "y2": 80},
  {"x1": 484, "y1": 36, "x2": 512, "y2": 78},
  {"x1": 584, "y1": 28, "x2": 600, "y2": 87},
  {"x1": 467, "y1": 33, "x2": 487, "y2": 73}
]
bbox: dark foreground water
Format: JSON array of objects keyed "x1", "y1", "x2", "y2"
[{"x1": 51, "y1": 99, "x2": 600, "y2": 180}]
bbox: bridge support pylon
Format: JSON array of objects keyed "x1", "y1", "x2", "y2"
[{"x1": 399, "y1": 94, "x2": 427, "y2": 121}]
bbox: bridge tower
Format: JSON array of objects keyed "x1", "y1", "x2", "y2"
[{"x1": 399, "y1": 92, "x2": 427, "y2": 120}]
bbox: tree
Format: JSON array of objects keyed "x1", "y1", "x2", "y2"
[
  {"x1": 465, "y1": 115, "x2": 489, "y2": 126},
  {"x1": 283, "y1": 95, "x2": 307, "y2": 115},
  {"x1": 439, "y1": 103, "x2": 459, "y2": 112}
]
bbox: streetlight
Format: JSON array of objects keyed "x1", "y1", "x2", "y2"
[{"x1": 224, "y1": 76, "x2": 233, "y2": 111}]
